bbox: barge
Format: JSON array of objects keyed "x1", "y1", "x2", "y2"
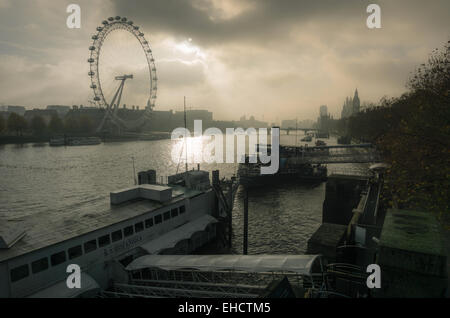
[
  {"x1": 0, "y1": 169, "x2": 235, "y2": 297},
  {"x1": 238, "y1": 144, "x2": 328, "y2": 187}
]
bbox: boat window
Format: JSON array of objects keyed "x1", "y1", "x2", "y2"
[
  {"x1": 179, "y1": 205, "x2": 186, "y2": 214},
  {"x1": 98, "y1": 234, "x2": 111, "y2": 247},
  {"x1": 31, "y1": 257, "x2": 49, "y2": 274},
  {"x1": 163, "y1": 211, "x2": 171, "y2": 221},
  {"x1": 124, "y1": 225, "x2": 134, "y2": 237},
  {"x1": 135, "y1": 222, "x2": 144, "y2": 233},
  {"x1": 10, "y1": 264, "x2": 29, "y2": 282},
  {"x1": 112, "y1": 230, "x2": 123, "y2": 242},
  {"x1": 50, "y1": 251, "x2": 66, "y2": 266},
  {"x1": 171, "y1": 208, "x2": 179, "y2": 218},
  {"x1": 68, "y1": 245, "x2": 83, "y2": 259},
  {"x1": 145, "y1": 218, "x2": 154, "y2": 228},
  {"x1": 154, "y1": 214, "x2": 162, "y2": 224},
  {"x1": 84, "y1": 239, "x2": 97, "y2": 253}
]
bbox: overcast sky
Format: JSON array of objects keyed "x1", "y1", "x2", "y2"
[{"x1": 0, "y1": 0, "x2": 449, "y2": 122}]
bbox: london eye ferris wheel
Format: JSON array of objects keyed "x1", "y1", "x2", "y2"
[{"x1": 88, "y1": 16, "x2": 157, "y2": 132}]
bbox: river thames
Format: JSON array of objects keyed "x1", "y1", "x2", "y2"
[{"x1": 0, "y1": 133, "x2": 366, "y2": 254}]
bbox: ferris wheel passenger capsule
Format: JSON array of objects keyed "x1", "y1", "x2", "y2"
[
  {"x1": 127, "y1": 21, "x2": 133, "y2": 25},
  {"x1": 121, "y1": 17, "x2": 127, "y2": 22},
  {"x1": 96, "y1": 27, "x2": 103, "y2": 32},
  {"x1": 108, "y1": 17, "x2": 114, "y2": 21},
  {"x1": 88, "y1": 71, "x2": 95, "y2": 76},
  {"x1": 139, "y1": 32, "x2": 144, "y2": 37},
  {"x1": 91, "y1": 35, "x2": 98, "y2": 40},
  {"x1": 102, "y1": 20, "x2": 108, "y2": 25},
  {"x1": 115, "y1": 16, "x2": 121, "y2": 20},
  {"x1": 89, "y1": 46, "x2": 96, "y2": 51},
  {"x1": 87, "y1": 58, "x2": 95, "y2": 63},
  {"x1": 90, "y1": 84, "x2": 97, "y2": 89},
  {"x1": 94, "y1": 96, "x2": 101, "y2": 101}
]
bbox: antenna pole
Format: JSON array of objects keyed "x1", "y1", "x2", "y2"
[{"x1": 184, "y1": 96, "x2": 188, "y2": 173}]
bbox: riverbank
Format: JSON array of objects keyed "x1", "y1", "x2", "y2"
[{"x1": 0, "y1": 132, "x2": 172, "y2": 145}]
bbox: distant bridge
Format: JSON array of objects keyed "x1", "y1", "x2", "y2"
[
  {"x1": 279, "y1": 127, "x2": 319, "y2": 134},
  {"x1": 294, "y1": 144, "x2": 381, "y2": 164},
  {"x1": 251, "y1": 143, "x2": 382, "y2": 166}
]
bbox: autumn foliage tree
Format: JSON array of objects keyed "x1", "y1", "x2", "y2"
[
  {"x1": 377, "y1": 41, "x2": 450, "y2": 219},
  {"x1": 342, "y1": 40, "x2": 450, "y2": 221}
]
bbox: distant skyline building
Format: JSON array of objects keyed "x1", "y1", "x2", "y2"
[
  {"x1": 46, "y1": 105, "x2": 71, "y2": 117},
  {"x1": 317, "y1": 104, "x2": 331, "y2": 131},
  {"x1": 341, "y1": 89, "x2": 361, "y2": 119},
  {"x1": 0, "y1": 105, "x2": 26, "y2": 116},
  {"x1": 352, "y1": 89, "x2": 360, "y2": 114},
  {"x1": 319, "y1": 105, "x2": 328, "y2": 117}
]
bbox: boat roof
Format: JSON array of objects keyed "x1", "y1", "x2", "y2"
[
  {"x1": 126, "y1": 254, "x2": 323, "y2": 276},
  {"x1": 28, "y1": 272, "x2": 99, "y2": 298},
  {"x1": 140, "y1": 214, "x2": 218, "y2": 255},
  {"x1": 0, "y1": 185, "x2": 204, "y2": 263}
]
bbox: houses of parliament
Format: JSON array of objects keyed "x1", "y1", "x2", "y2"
[{"x1": 341, "y1": 89, "x2": 360, "y2": 118}]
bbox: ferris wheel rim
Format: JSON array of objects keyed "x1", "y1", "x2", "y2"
[{"x1": 88, "y1": 16, "x2": 157, "y2": 113}]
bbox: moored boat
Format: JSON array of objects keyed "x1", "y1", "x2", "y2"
[
  {"x1": 0, "y1": 169, "x2": 236, "y2": 297},
  {"x1": 301, "y1": 135, "x2": 312, "y2": 142},
  {"x1": 238, "y1": 144, "x2": 328, "y2": 187}
]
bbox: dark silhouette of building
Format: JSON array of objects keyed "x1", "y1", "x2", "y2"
[
  {"x1": 341, "y1": 89, "x2": 361, "y2": 118},
  {"x1": 352, "y1": 89, "x2": 360, "y2": 114}
]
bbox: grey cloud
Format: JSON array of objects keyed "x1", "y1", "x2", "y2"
[
  {"x1": 158, "y1": 59, "x2": 206, "y2": 87},
  {"x1": 0, "y1": 0, "x2": 449, "y2": 121}
]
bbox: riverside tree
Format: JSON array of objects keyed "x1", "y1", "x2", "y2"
[
  {"x1": 377, "y1": 40, "x2": 450, "y2": 220},
  {"x1": 31, "y1": 115, "x2": 47, "y2": 135},
  {"x1": 342, "y1": 40, "x2": 449, "y2": 220},
  {"x1": 0, "y1": 115, "x2": 5, "y2": 133},
  {"x1": 64, "y1": 115, "x2": 79, "y2": 134},
  {"x1": 49, "y1": 114, "x2": 64, "y2": 134},
  {"x1": 79, "y1": 115, "x2": 94, "y2": 133},
  {"x1": 7, "y1": 113, "x2": 28, "y2": 136}
]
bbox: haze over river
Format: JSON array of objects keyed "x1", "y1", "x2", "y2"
[{"x1": 0, "y1": 133, "x2": 367, "y2": 254}]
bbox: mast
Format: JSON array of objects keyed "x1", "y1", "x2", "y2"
[{"x1": 184, "y1": 96, "x2": 188, "y2": 173}]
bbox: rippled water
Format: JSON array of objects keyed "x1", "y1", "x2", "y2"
[{"x1": 0, "y1": 134, "x2": 364, "y2": 254}]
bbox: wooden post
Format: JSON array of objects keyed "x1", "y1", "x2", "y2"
[
  {"x1": 228, "y1": 183, "x2": 233, "y2": 248},
  {"x1": 243, "y1": 187, "x2": 249, "y2": 255}
]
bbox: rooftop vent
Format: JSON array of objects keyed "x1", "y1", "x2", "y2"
[{"x1": 110, "y1": 184, "x2": 172, "y2": 205}]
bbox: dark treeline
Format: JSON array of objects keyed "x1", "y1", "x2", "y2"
[
  {"x1": 0, "y1": 113, "x2": 94, "y2": 137},
  {"x1": 333, "y1": 40, "x2": 450, "y2": 220}
]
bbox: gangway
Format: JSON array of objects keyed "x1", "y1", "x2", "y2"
[{"x1": 101, "y1": 254, "x2": 326, "y2": 298}]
